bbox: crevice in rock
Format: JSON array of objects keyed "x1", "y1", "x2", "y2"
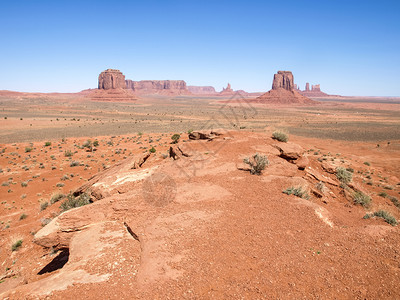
[
  {"x1": 124, "y1": 222, "x2": 140, "y2": 241},
  {"x1": 38, "y1": 248, "x2": 70, "y2": 275}
]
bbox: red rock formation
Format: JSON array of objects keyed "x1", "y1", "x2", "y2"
[
  {"x1": 299, "y1": 83, "x2": 329, "y2": 97},
  {"x1": 255, "y1": 71, "x2": 316, "y2": 105},
  {"x1": 187, "y1": 86, "x2": 217, "y2": 94},
  {"x1": 219, "y1": 83, "x2": 236, "y2": 95},
  {"x1": 272, "y1": 71, "x2": 295, "y2": 91},
  {"x1": 98, "y1": 69, "x2": 127, "y2": 90},
  {"x1": 125, "y1": 80, "x2": 190, "y2": 95}
]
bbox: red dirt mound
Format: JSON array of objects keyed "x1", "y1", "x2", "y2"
[{"x1": 255, "y1": 88, "x2": 317, "y2": 105}]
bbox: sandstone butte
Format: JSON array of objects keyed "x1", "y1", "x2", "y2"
[
  {"x1": 255, "y1": 71, "x2": 316, "y2": 105},
  {"x1": 88, "y1": 69, "x2": 137, "y2": 101}
]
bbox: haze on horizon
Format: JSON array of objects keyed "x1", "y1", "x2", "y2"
[{"x1": 0, "y1": 0, "x2": 399, "y2": 97}]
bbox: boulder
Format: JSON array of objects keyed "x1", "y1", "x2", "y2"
[
  {"x1": 296, "y1": 156, "x2": 309, "y2": 170},
  {"x1": 273, "y1": 142, "x2": 304, "y2": 161}
]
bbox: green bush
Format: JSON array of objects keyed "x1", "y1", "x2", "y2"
[
  {"x1": 283, "y1": 186, "x2": 310, "y2": 200},
  {"x1": 60, "y1": 192, "x2": 91, "y2": 212},
  {"x1": 364, "y1": 210, "x2": 397, "y2": 226},
  {"x1": 44, "y1": 141, "x2": 52, "y2": 147},
  {"x1": 70, "y1": 160, "x2": 80, "y2": 167},
  {"x1": 93, "y1": 140, "x2": 99, "y2": 147},
  {"x1": 19, "y1": 213, "x2": 27, "y2": 220},
  {"x1": 272, "y1": 131, "x2": 288, "y2": 142},
  {"x1": 11, "y1": 240, "x2": 23, "y2": 251},
  {"x1": 353, "y1": 191, "x2": 371, "y2": 208},
  {"x1": 149, "y1": 147, "x2": 156, "y2": 153},
  {"x1": 171, "y1": 134, "x2": 180, "y2": 144},
  {"x1": 243, "y1": 153, "x2": 269, "y2": 175},
  {"x1": 336, "y1": 167, "x2": 353, "y2": 185},
  {"x1": 64, "y1": 150, "x2": 73, "y2": 157},
  {"x1": 25, "y1": 147, "x2": 32, "y2": 153}
]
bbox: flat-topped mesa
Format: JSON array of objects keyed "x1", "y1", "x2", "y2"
[
  {"x1": 187, "y1": 86, "x2": 217, "y2": 94},
  {"x1": 125, "y1": 80, "x2": 189, "y2": 95},
  {"x1": 272, "y1": 71, "x2": 294, "y2": 91},
  {"x1": 98, "y1": 69, "x2": 127, "y2": 90}
]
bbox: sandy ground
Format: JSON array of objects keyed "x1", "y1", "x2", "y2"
[{"x1": 0, "y1": 92, "x2": 400, "y2": 298}]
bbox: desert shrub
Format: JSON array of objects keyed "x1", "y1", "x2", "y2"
[
  {"x1": 188, "y1": 129, "x2": 193, "y2": 134},
  {"x1": 171, "y1": 134, "x2": 180, "y2": 144},
  {"x1": 388, "y1": 196, "x2": 400, "y2": 209},
  {"x1": 50, "y1": 192, "x2": 65, "y2": 204},
  {"x1": 364, "y1": 210, "x2": 398, "y2": 226},
  {"x1": 272, "y1": 130, "x2": 288, "y2": 142},
  {"x1": 60, "y1": 174, "x2": 69, "y2": 181},
  {"x1": 283, "y1": 186, "x2": 310, "y2": 200},
  {"x1": 149, "y1": 147, "x2": 156, "y2": 153},
  {"x1": 336, "y1": 167, "x2": 353, "y2": 185},
  {"x1": 378, "y1": 191, "x2": 388, "y2": 198},
  {"x1": 19, "y1": 213, "x2": 27, "y2": 220},
  {"x1": 363, "y1": 161, "x2": 370, "y2": 166},
  {"x1": 93, "y1": 140, "x2": 99, "y2": 147},
  {"x1": 60, "y1": 192, "x2": 91, "y2": 212},
  {"x1": 11, "y1": 240, "x2": 23, "y2": 251},
  {"x1": 21, "y1": 181, "x2": 28, "y2": 187},
  {"x1": 40, "y1": 201, "x2": 49, "y2": 211},
  {"x1": 1, "y1": 181, "x2": 9, "y2": 186},
  {"x1": 70, "y1": 160, "x2": 80, "y2": 167},
  {"x1": 25, "y1": 147, "x2": 32, "y2": 153},
  {"x1": 64, "y1": 150, "x2": 73, "y2": 157},
  {"x1": 82, "y1": 140, "x2": 93, "y2": 151},
  {"x1": 243, "y1": 153, "x2": 269, "y2": 175},
  {"x1": 44, "y1": 141, "x2": 51, "y2": 147},
  {"x1": 40, "y1": 218, "x2": 52, "y2": 226},
  {"x1": 353, "y1": 191, "x2": 371, "y2": 208}
]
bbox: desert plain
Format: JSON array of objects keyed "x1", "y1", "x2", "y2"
[{"x1": 0, "y1": 89, "x2": 400, "y2": 299}]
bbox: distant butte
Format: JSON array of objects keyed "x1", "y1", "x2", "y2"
[
  {"x1": 296, "y1": 83, "x2": 329, "y2": 97},
  {"x1": 88, "y1": 69, "x2": 137, "y2": 101},
  {"x1": 255, "y1": 71, "x2": 316, "y2": 105}
]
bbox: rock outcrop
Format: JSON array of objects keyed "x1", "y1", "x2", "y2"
[
  {"x1": 299, "y1": 83, "x2": 329, "y2": 97},
  {"x1": 98, "y1": 69, "x2": 127, "y2": 90},
  {"x1": 272, "y1": 71, "x2": 294, "y2": 91},
  {"x1": 125, "y1": 80, "x2": 190, "y2": 95},
  {"x1": 187, "y1": 86, "x2": 217, "y2": 94},
  {"x1": 255, "y1": 71, "x2": 316, "y2": 105}
]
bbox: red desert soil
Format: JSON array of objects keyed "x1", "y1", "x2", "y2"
[{"x1": 1, "y1": 130, "x2": 400, "y2": 299}]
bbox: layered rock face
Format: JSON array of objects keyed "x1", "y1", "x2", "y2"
[
  {"x1": 272, "y1": 71, "x2": 294, "y2": 91},
  {"x1": 98, "y1": 69, "x2": 127, "y2": 90},
  {"x1": 126, "y1": 80, "x2": 189, "y2": 95},
  {"x1": 187, "y1": 86, "x2": 217, "y2": 94}
]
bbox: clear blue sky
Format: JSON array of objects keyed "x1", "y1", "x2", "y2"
[{"x1": 1, "y1": 0, "x2": 399, "y2": 96}]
